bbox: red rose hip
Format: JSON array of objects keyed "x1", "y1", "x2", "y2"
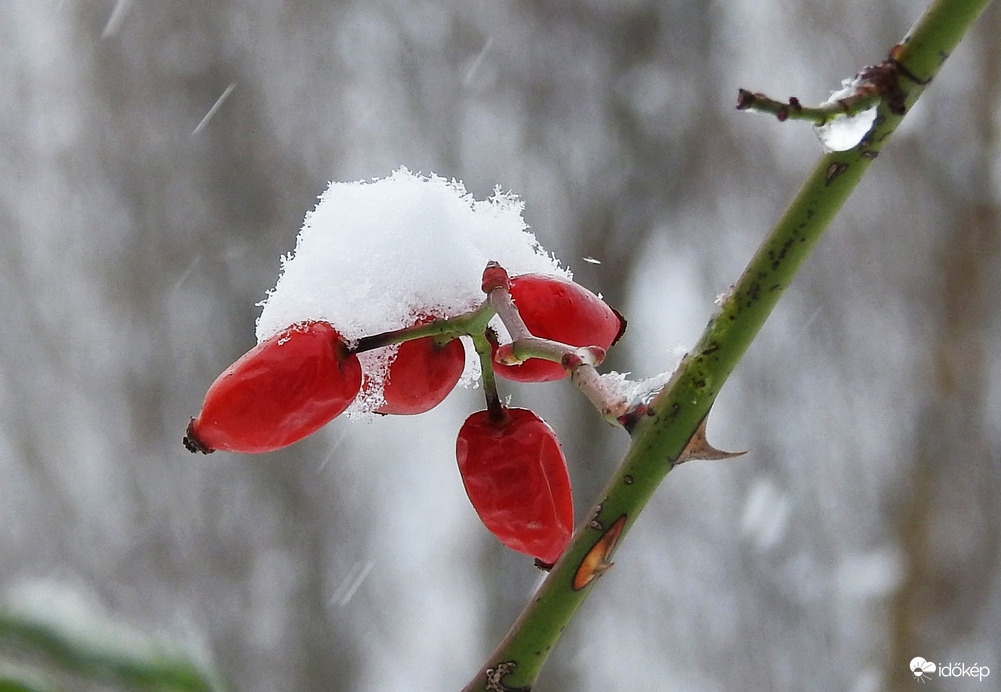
[
  {"x1": 184, "y1": 321, "x2": 362, "y2": 454},
  {"x1": 456, "y1": 407, "x2": 573, "y2": 564},
  {"x1": 377, "y1": 333, "x2": 465, "y2": 415},
  {"x1": 494, "y1": 273, "x2": 624, "y2": 382}
]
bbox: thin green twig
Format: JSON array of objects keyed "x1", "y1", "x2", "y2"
[{"x1": 735, "y1": 87, "x2": 882, "y2": 124}]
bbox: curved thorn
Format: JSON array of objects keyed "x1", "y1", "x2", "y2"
[{"x1": 675, "y1": 416, "x2": 747, "y2": 465}]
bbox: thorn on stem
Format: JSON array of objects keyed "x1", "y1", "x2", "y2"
[{"x1": 674, "y1": 416, "x2": 746, "y2": 466}]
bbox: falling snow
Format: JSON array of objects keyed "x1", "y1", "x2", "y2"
[{"x1": 191, "y1": 83, "x2": 236, "y2": 136}]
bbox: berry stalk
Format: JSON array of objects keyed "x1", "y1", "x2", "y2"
[
  {"x1": 349, "y1": 304, "x2": 495, "y2": 355},
  {"x1": 470, "y1": 331, "x2": 505, "y2": 424},
  {"x1": 483, "y1": 262, "x2": 630, "y2": 423}
]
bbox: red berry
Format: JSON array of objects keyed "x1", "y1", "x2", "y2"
[
  {"x1": 493, "y1": 274, "x2": 624, "y2": 382},
  {"x1": 184, "y1": 321, "x2": 362, "y2": 454},
  {"x1": 456, "y1": 408, "x2": 573, "y2": 564},
  {"x1": 376, "y1": 334, "x2": 465, "y2": 415}
]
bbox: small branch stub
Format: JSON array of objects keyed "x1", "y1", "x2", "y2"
[
  {"x1": 735, "y1": 87, "x2": 881, "y2": 125},
  {"x1": 736, "y1": 48, "x2": 918, "y2": 126}
]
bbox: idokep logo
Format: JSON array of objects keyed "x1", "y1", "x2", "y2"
[
  {"x1": 910, "y1": 656, "x2": 991, "y2": 683},
  {"x1": 910, "y1": 657, "x2": 936, "y2": 682}
]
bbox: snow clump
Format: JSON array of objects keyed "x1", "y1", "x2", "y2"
[{"x1": 256, "y1": 167, "x2": 570, "y2": 414}]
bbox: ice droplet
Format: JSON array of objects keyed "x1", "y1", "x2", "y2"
[
  {"x1": 812, "y1": 78, "x2": 878, "y2": 152},
  {"x1": 813, "y1": 107, "x2": 878, "y2": 152}
]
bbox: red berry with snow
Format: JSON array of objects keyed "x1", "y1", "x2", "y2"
[
  {"x1": 493, "y1": 273, "x2": 625, "y2": 382},
  {"x1": 456, "y1": 407, "x2": 574, "y2": 564},
  {"x1": 184, "y1": 321, "x2": 362, "y2": 454},
  {"x1": 376, "y1": 334, "x2": 465, "y2": 415}
]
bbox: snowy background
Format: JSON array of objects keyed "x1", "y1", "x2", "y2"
[{"x1": 3, "y1": 1, "x2": 1000, "y2": 690}]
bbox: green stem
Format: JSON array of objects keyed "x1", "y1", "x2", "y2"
[
  {"x1": 471, "y1": 331, "x2": 505, "y2": 422},
  {"x1": 463, "y1": 0, "x2": 994, "y2": 689},
  {"x1": 503, "y1": 337, "x2": 572, "y2": 364},
  {"x1": 349, "y1": 303, "x2": 495, "y2": 354}
]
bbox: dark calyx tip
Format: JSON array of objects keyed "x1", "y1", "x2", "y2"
[
  {"x1": 610, "y1": 307, "x2": 627, "y2": 346},
  {"x1": 183, "y1": 418, "x2": 214, "y2": 454},
  {"x1": 534, "y1": 558, "x2": 556, "y2": 571}
]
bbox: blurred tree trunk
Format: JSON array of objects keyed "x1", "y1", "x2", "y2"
[{"x1": 889, "y1": 5, "x2": 1001, "y2": 686}]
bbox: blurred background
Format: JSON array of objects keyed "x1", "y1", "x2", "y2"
[{"x1": 2, "y1": 1, "x2": 999, "y2": 690}]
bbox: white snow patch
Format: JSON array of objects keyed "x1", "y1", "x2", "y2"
[
  {"x1": 714, "y1": 286, "x2": 734, "y2": 307},
  {"x1": 256, "y1": 168, "x2": 569, "y2": 414},
  {"x1": 598, "y1": 369, "x2": 673, "y2": 408}
]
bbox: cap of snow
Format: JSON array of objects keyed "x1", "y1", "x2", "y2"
[{"x1": 255, "y1": 167, "x2": 570, "y2": 414}]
